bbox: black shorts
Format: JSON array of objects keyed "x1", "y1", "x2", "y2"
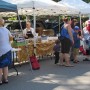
[{"x1": 61, "y1": 37, "x2": 71, "y2": 53}]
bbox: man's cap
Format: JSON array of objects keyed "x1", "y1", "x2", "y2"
[{"x1": 74, "y1": 26, "x2": 80, "y2": 30}]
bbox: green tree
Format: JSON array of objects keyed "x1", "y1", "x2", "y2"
[
  {"x1": 83, "y1": 0, "x2": 90, "y2": 3},
  {"x1": 53, "y1": 0, "x2": 60, "y2": 2}
]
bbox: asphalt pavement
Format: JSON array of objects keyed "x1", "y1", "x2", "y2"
[{"x1": 0, "y1": 55, "x2": 90, "y2": 90}]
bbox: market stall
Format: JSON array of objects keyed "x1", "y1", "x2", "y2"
[{"x1": 12, "y1": 37, "x2": 58, "y2": 62}]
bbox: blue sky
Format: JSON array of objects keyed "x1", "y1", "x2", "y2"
[
  {"x1": 4, "y1": 0, "x2": 19, "y2": 3},
  {"x1": 4, "y1": 0, "x2": 10, "y2": 2},
  {"x1": 3, "y1": 0, "x2": 17, "y2": 4},
  {"x1": 4, "y1": 0, "x2": 11, "y2": 2},
  {"x1": 3, "y1": 0, "x2": 24, "y2": 4}
]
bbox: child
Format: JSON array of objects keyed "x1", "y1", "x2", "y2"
[
  {"x1": 53, "y1": 39, "x2": 60, "y2": 64},
  {"x1": 73, "y1": 26, "x2": 82, "y2": 63}
]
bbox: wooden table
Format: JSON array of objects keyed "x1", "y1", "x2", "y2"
[{"x1": 12, "y1": 37, "x2": 58, "y2": 62}]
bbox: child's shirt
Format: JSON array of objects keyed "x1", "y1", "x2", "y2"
[
  {"x1": 73, "y1": 32, "x2": 80, "y2": 48},
  {"x1": 53, "y1": 44, "x2": 60, "y2": 52}
]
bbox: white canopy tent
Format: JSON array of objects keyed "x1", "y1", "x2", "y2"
[
  {"x1": 13, "y1": 0, "x2": 79, "y2": 32},
  {"x1": 14, "y1": 0, "x2": 78, "y2": 16},
  {"x1": 14, "y1": 0, "x2": 68, "y2": 47},
  {"x1": 58, "y1": 0, "x2": 90, "y2": 29},
  {"x1": 13, "y1": 0, "x2": 78, "y2": 37},
  {"x1": 15, "y1": 0, "x2": 69, "y2": 33},
  {"x1": 58, "y1": 0, "x2": 90, "y2": 15},
  {"x1": 17, "y1": 0, "x2": 64, "y2": 9},
  {"x1": 15, "y1": 0, "x2": 68, "y2": 15}
]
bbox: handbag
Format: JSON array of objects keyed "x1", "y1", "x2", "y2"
[{"x1": 79, "y1": 46, "x2": 86, "y2": 55}]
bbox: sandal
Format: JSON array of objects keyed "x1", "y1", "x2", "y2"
[
  {"x1": 3, "y1": 80, "x2": 8, "y2": 84},
  {"x1": 73, "y1": 61, "x2": 79, "y2": 63},
  {"x1": 64, "y1": 64, "x2": 74, "y2": 67},
  {"x1": 59, "y1": 63, "x2": 65, "y2": 66}
]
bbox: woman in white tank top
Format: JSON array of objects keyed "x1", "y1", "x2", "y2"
[{"x1": 0, "y1": 18, "x2": 12, "y2": 85}]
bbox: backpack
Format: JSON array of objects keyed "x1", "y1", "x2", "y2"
[
  {"x1": 58, "y1": 25, "x2": 65, "y2": 41},
  {"x1": 30, "y1": 56, "x2": 40, "y2": 70}
]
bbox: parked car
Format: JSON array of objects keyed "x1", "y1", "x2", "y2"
[
  {"x1": 6, "y1": 21, "x2": 26, "y2": 30},
  {"x1": 6, "y1": 20, "x2": 62, "y2": 36},
  {"x1": 6, "y1": 20, "x2": 46, "y2": 30}
]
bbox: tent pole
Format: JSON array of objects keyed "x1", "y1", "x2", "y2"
[
  {"x1": 58, "y1": 15, "x2": 60, "y2": 36},
  {"x1": 16, "y1": 10, "x2": 33, "y2": 72},
  {"x1": 88, "y1": 15, "x2": 90, "y2": 20},
  {"x1": 33, "y1": 1, "x2": 36, "y2": 55},
  {"x1": 33, "y1": 8, "x2": 36, "y2": 37},
  {"x1": 17, "y1": 10, "x2": 23, "y2": 31},
  {"x1": 26, "y1": 15, "x2": 27, "y2": 22},
  {"x1": 79, "y1": 12, "x2": 82, "y2": 30}
]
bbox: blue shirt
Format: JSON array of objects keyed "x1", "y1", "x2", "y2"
[
  {"x1": 61, "y1": 26, "x2": 71, "y2": 40},
  {"x1": 73, "y1": 32, "x2": 80, "y2": 48}
]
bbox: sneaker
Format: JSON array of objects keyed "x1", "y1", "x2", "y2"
[
  {"x1": 83, "y1": 58, "x2": 90, "y2": 61},
  {"x1": 70, "y1": 59, "x2": 74, "y2": 61}
]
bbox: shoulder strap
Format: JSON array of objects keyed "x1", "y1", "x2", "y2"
[{"x1": 60, "y1": 25, "x2": 64, "y2": 34}]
